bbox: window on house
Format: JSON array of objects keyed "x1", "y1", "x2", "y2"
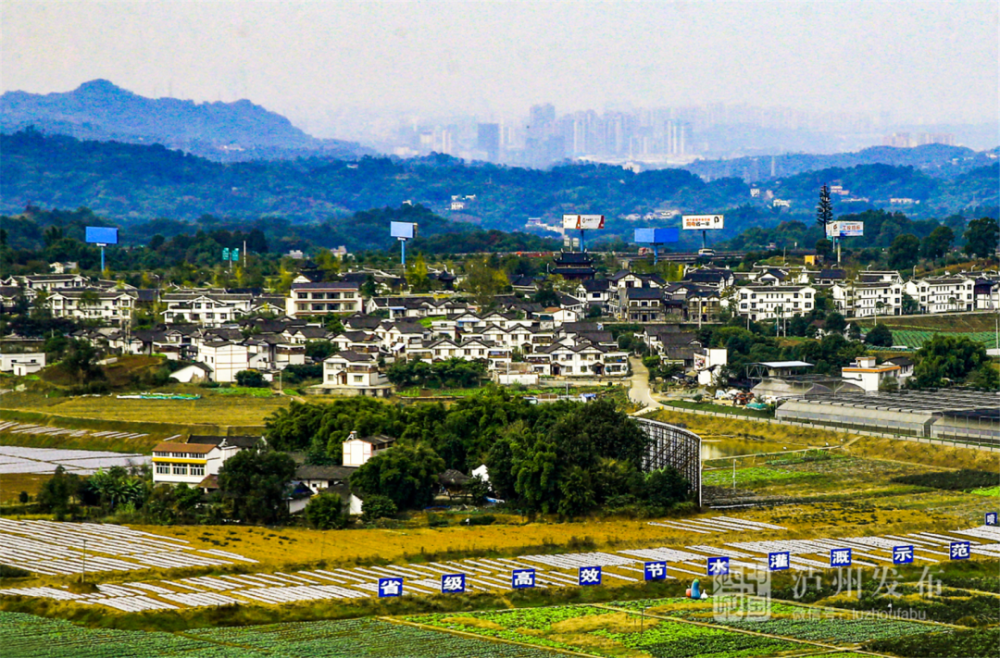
[
  {"x1": 190, "y1": 465, "x2": 205, "y2": 477},
  {"x1": 156, "y1": 463, "x2": 169, "y2": 474},
  {"x1": 172, "y1": 464, "x2": 188, "y2": 475}
]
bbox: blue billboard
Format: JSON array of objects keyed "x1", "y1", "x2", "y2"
[
  {"x1": 85, "y1": 227, "x2": 119, "y2": 245},
  {"x1": 634, "y1": 228, "x2": 679, "y2": 244}
]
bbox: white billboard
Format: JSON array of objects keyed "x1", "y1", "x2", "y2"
[
  {"x1": 562, "y1": 214, "x2": 605, "y2": 230},
  {"x1": 826, "y1": 221, "x2": 863, "y2": 238},
  {"x1": 682, "y1": 214, "x2": 724, "y2": 230},
  {"x1": 390, "y1": 222, "x2": 416, "y2": 239}
]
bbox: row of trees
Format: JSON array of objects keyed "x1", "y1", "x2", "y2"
[
  {"x1": 265, "y1": 392, "x2": 694, "y2": 518},
  {"x1": 385, "y1": 357, "x2": 486, "y2": 389}
]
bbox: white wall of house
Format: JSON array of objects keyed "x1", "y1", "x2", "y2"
[
  {"x1": 0, "y1": 352, "x2": 46, "y2": 374},
  {"x1": 197, "y1": 343, "x2": 250, "y2": 383},
  {"x1": 734, "y1": 286, "x2": 816, "y2": 320}
]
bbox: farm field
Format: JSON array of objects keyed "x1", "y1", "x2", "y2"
[
  {"x1": 0, "y1": 392, "x2": 288, "y2": 429},
  {"x1": 879, "y1": 329, "x2": 997, "y2": 349},
  {"x1": 0, "y1": 612, "x2": 561, "y2": 657},
  {"x1": 405, "y1": 596, "x2": 952, "y2": 657},
  {"x1": 854, "y1": 311, "x2": 998, "y2": 334},
  {"x1": 0, "y1": 597, "x2": 970, "y2": 658}
]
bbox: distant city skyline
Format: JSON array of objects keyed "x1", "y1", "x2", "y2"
[{"x1": 4, "y1": 1, "x2": 997, "y2": 137}]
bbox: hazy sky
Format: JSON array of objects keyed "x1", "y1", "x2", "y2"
[{"x1": 3, "y1": 1, "x2": 997, "y2": 131}]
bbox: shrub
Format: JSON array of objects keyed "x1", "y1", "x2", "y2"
[
  {"x1": 235, "y1": 369, "x2": 267, "y2": 388},
  {"x1": 360, "y1": 494, "x2": 397, "y2": 522},
  {"x1": 304, "y1": 492, "x2": 348, "y2": 530}
]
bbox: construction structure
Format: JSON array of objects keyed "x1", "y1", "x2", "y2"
[
  {"x1": 775, "y1": 389, "x2": 1000, "y2": 446},
  {"x1": 635, "y1": 417, "x2": 702, "y2": 506}
]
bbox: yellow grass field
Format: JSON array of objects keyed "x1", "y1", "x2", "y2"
[
  {"x1": 1, "y1": 394, "x2": 288, "y2": 428},
  {"x1": 116, "y1": 500, "x2": 956, "y2": 577}
]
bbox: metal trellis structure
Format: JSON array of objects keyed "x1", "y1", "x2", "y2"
[{"x1": 635, "y1": 417, "x2": 702, "y2": 507}]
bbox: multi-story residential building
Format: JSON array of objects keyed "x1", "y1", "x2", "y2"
[
  {"x1": 620, "y1": 287, "x2": 667, "y2": 323},
  {"x1": 686, "y1": 290, "x2": 723, "y2": 323},
  {"x1": 321, "y1": 351, "x2": 390, "y2": 396},
  {"x1": 286, "y1": 281, "x2": 362, "y2": 318},
  {"x1": 541, "y1": 342, "x2": 628, "y2": 377},
  {"x1": 904, "y1": 276, "x2": 975, "y2": 314},
  {"x1": 682, "y1": 267, "x2": 735, "y2": 290},
  {"x1": 151, "y1": 435, "x2": 261, "y2": 487},
  {"x1": 196, "y1": 341, "x2": 249, "y2": 383},
  {"x1": 734, "y1": 285, "x2": 816, "y2": 321},
  {"x1": 12, "y1": 273, "x2": 89, "y2": 292},
  {"x1": 972, "y1": 277, "x2": 1000, "y2": 311},
  {"x1": 47, "y1": 288, "x2": 136, "y2": 323},
  {"x1": 830, "y1": 279, "x2": 902, "y2": 318},
  {"x1": 342, "y1": 431, "x2": 395, "y2": 467},
  {"x1": 162, "y1": 289, "x2": 282, "y2": 326},
  {"x1": 841, "y1": 355, "x2": 903, "y2": 393}
]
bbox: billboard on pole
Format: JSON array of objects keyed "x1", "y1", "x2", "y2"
[
  {"x1": 682, "y1": 215, "x2": 724, "y2": 230},
  {"x1": 826, "y1": 221, "x2": 863, "y2": 238},
  {"x1": 562, "y1": 214, "x2": 605, "y2": 230},
  {"x1": 390, "y1": 222, "x2": 416, "y2": 239},
  {"x1": 85, "y1": 227, "x2": 119, "y2": 244},
  {"x1": 634, "y1": 228, "x2": 680, "y2": 244}
]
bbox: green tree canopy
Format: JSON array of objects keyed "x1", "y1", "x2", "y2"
[
  {"x1": 217, "y1": 448, "x2": 297, "y2": 524},
  {"x1": 912, "y1": 334, "x2": 990, "y2": 388},
  {"x1": 304, "y1": 491, "x2": 348, "y2": 529},
  {"x1": 349, "y1": 442, "x2": 444, "y2": 510},
  {"x1": 921, "y1": 225, "x2": 954, "y2": 259},
  {"x1": 963, "y1": 217, "x2": 999, "y2": 259},
  {"x1": 887, "y1": 233, "x2": 921, "y2": 270},
  {"x1": 865, "y1": 323, "x2": 893, "y2": 347}
]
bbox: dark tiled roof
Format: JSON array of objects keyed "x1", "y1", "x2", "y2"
[{"x1": 295, "y1": 465, "x2": 357, "y2": 481}]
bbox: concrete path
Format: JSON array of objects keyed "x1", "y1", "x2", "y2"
[{"x1": 627, "y1": 357, "x2": 662, "y2": 415}]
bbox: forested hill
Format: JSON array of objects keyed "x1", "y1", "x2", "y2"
[
  {"x1": 0, "y1": 79, "x2": 370, "y2": 162},
  {"x1": 2, "y1": 130, "x2": 997, "y2": 243},
  {"x1": 683, "y1": 144, "x2": 998, "y2": 181}
]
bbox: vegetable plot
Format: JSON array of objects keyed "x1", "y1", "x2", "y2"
[{"x1": 408, "y1": 605, "x2": 804, "y2": 658}]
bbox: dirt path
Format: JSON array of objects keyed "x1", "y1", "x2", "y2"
[{"x1": 628, "y1": 357, "x2": 663, "y2": 415}]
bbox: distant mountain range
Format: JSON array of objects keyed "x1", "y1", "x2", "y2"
[
  {"x1": 0, "y1": 79, "x2": 372, "y2": 162},
  {"x1": 682, "y1": 143, "x2": 999, "y2": 182},
  {"x1": 3, "y1": 129, "x2": 996, "y2": 246}
]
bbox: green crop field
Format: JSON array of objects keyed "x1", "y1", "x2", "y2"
[
  {"x1": 610, "y1": 598, "x2": 937, "y2": 646},
  {"x1": 0, "y1": 612, "x2": 560, "y2": 658},
  {"x1": 409, "y1": 605, "x2": 807, "y2": 658},
  {"x1": 882, "y1": 329, "x2": 998, "y2": 349}
]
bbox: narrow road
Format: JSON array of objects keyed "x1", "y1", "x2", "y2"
[{"x1": 628, "y1": 357, "x2": 663, "y2": 415}]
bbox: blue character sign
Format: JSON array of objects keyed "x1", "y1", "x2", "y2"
[
  {"x1": 892, "y1": 545, "x2": 914, "y2": 565},
  {"x1": 950, "y1": 542, "x2": 971, "y2": 560},
  {"x1": 768, "y1": 551, "x2": 790, "y2": 571},
  {"x1": 441, "y1": 573, "x2": 465, "y2": 593},
  {"x1": 707, "y1": 557, "x2": 729, "y2": 576},
  {"x1": 644, "y1": 561, "x2": 667, "y2": 581},
  {"x1": 579, "y1": 566, "x2": 602, "y2": 586},
  {"x1": 512, "y1": 569, "x2": 535, "y2": 589},
  {"x1": 378, "y1": 577, "x2": 403, "y2": 598},
  {"x1": 830, "y1": 548, "x2": 852, "y2": 567}
]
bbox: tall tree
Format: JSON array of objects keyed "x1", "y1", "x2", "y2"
[
  {"x1": 816, "y1": 185, "x2": 834, "y2": 229},
  {"x1": 963, "y1": 217, "x2": 999, "y2": 259},
  {"x1": 921, "y1": 225, "x2": 954, "y2": 260},
  {"x1": 459, "y1": 256, "x2": 509, "y2": 308},
  {"x1": 405, "y1": 254, "x2": 431, "y2": 293},
  {"x1": 887, "y1": 234, "x2": 920, "y2": 270},
  {"x1": 349, "y1": 442, "x2": 444, "y2": 510},
  {"x1": 217, "y1": 448, "x2": 297, "y2": 524}
]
